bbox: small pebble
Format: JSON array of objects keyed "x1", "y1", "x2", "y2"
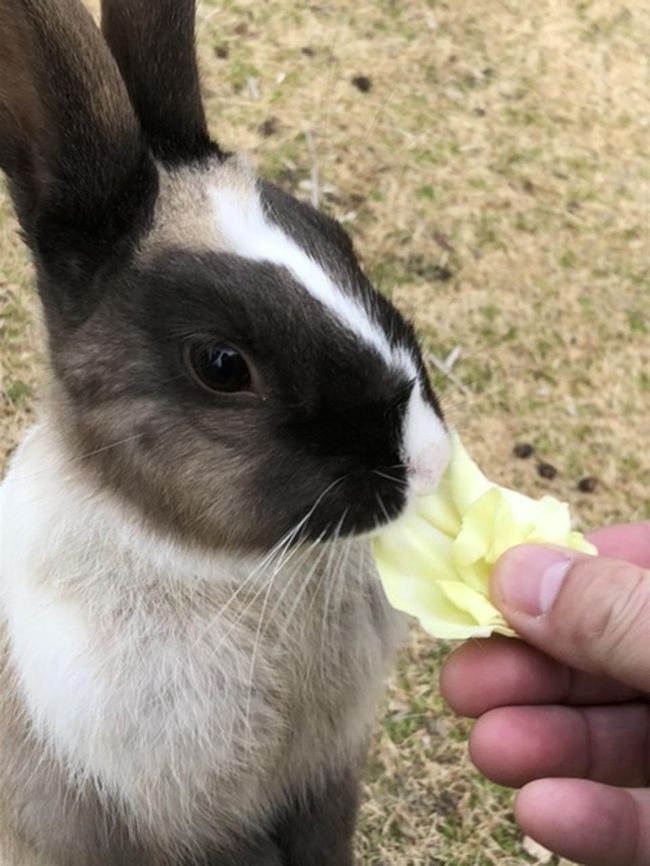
[
  {"x1": 351, "y1": 75, "x2": 372, "y2": 93},
  {"x1": 577, "y1": 476, "x2": 599, "y2": 493},
  {"x1": 513, "y1": 442, "x2": 535, "y2": 459},
  {"x1": 432, "y1": 231, "x2": 454, "y2": 253},
  {"x1": 258, "y1": 117, "x2": 279, "y2": 137},
  {"x1": 431, "y1": 265, "x2": 453, "y2": 282},
  {"x1": 537, "y1": 461, "x2": 558, "y2": 480}
]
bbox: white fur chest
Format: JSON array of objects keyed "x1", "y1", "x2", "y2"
[{"x1": 0, "y1": 423, "x2": 403, "y2": 848}]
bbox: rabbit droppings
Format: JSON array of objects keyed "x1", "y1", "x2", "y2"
[{"x1": 0, "y1": 1, "x2": 450, "y2": 864}]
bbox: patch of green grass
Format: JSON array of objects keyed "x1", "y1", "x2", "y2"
[
  {"x1": 462, "y1": 358, "x2": 494, "y2": 394},
  {"x1": 415, "y1": 184, "x2": 437, "y2": 202},
  {"x1": 228, "y1": 59, "x2": 260, "y2": 91},
  {"x1": 558, "y1": 248, "x2": 578, "y2": 269},
  {"x1": 628, "y1": 309, "x2": 648, "y2": 333},
  {"x1": 4, "y1": 380, "x2": 32, "y2": 404}
]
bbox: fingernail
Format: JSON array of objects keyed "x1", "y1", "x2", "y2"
[{"x1": 493, "y1": 545, "x2": 573, "y2": 617}]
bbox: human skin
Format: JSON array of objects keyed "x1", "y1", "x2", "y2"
[{"x1": 440, "y1": 522, "x2": 650, "y2": 866}]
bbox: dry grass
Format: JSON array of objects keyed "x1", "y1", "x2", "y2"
[{"x1": 1, "y1": 0, "x2": 649, "y2": 863}]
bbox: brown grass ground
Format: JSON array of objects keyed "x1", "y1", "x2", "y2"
[{"x1": 1, "y1": 1, "x2": 649, "y2": 863}]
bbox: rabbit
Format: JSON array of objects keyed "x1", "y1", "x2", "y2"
[{"x1": 0, "y1": 0, "x2": 451, "y2": 863}]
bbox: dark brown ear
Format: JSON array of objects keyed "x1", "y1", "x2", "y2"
[
  {"x1": 0, "y1": 0, "x2": 155, "y2": 268},
  {"x1": 101, "y1": 0, "x2": 221, "y2": 164}
]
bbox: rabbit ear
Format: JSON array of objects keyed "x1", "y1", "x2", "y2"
[
  {"x1": 101, "y1": 0, "x2": 220, "y2": 164},
  {"x1": 0, "y1": 0, "x2": 154, "y2": 267}
]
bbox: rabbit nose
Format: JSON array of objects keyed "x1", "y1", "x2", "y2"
[{"x1": 409, "y1": 441, "x2": 450, "y2": 496}]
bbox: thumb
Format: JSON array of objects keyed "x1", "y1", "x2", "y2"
[{"x1": 491, "y1": 545, "x2": 650, "y2": 693}]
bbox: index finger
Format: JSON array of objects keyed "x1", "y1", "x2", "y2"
[
  {"x1": 587, "y1": 521, "x2": 650, "y2": 568},
  {"x1": 440, "y1": 636, "x2": 641, "y2": 718}
]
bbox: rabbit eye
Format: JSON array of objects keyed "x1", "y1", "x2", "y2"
[{"x1": 186, "y1": 344, "x2": 252, "y2": 394}]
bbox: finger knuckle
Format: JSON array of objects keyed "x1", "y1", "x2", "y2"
[{"x1": 584, "y1": 565, "x2": 650, "y2": 666}]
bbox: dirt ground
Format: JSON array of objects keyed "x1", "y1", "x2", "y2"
[{"x1": 1, "y1": 1, "x2": 649, "y2": 863}]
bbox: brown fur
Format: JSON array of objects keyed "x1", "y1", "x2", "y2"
[
  {"x1": 0, "y1": 0, "x2": 143, "y2": 228},
  {"x1": 140, "y1": 162, "x2": 233, "y2": 255}
]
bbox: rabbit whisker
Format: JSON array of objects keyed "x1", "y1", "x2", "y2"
[
  {"x1": 374, "y1": 490, "x2": 393, "y2": 525},
  {"x1": 372, "y1": 469, "x2": 409, "y2": 488},
  {"x1": 319, "y1": 533, "x2": 353, "y2": 675},
  {"x1": 276, "y1": 527, "x2": 334, "y2": 645},
  {"x1": 198, "y1": 471, "x2": 348, "y2": 656}
]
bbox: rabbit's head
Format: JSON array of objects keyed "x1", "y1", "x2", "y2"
[{"x1": 0, "y1": 0, "x2": 449, "y2": 552}]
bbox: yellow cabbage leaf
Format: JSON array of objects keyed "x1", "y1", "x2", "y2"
[{"x1": 372, "y1": 432, "x2": 596, "y2": 639}]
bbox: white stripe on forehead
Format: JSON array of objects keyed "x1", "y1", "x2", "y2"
[{"x1": 209, "y1": 182, "x2": 416, "y2": 378}]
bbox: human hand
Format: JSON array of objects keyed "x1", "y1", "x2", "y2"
[{"x1": 440, "y1": 522, "x2": 650, "y2": 866}]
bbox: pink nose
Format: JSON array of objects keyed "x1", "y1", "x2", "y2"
[{"x1": 409, "y1": 443, "x2": 450, "y2": 496}]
